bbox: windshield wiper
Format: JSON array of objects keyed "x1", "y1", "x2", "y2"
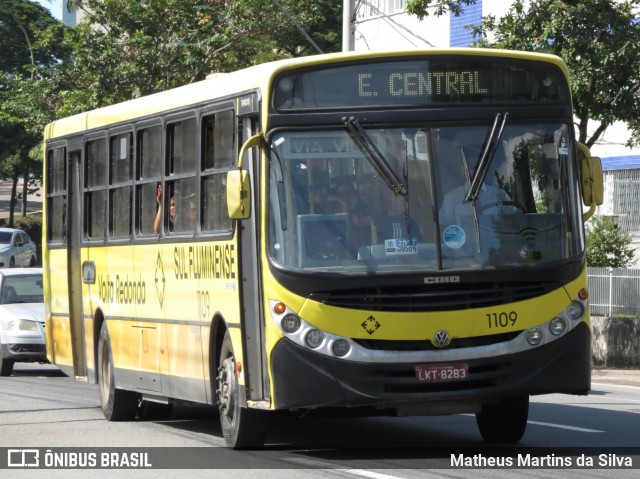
[
  {"x1": 343, "y1": 116, "x2": 408, "y2": 196},
  {"x1": 465, "y1": 112, "x2": 509, "y2": 202},
  {"x1": 459, "y1": 146, "x2": 481, "y2": 254}
]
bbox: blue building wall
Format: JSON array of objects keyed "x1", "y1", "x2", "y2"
[
  {"x1": 449, "y1": 0, "x2": 483, "y2": 47},
  {"x1": 601, "y1": 156, "x2": 640, "y2": 172}
]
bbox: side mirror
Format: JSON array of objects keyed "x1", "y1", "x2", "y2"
[
  {"x1": 583, "y1": 156, "x2": 604, "y2": 206},
  {"x1": 226, "y1": 133, "x2": 263, "y2": 220},
  {"x1": 226, "y1": 169, "x2": 251, "y2": 219},
  {"x1": 577, "y1": 143, "x2": 604, "y2": 221}
]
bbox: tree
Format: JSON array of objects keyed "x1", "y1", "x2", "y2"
[
  {"x1": 0, "y1": 0, "x2": 66, "y2": 224},
  {"x1": 55, "y1": 0, "x2": 342, "y2": 114},
  {"x1": 466, "y1": 0, "x2": 640, "y2": 149},
  {"x1": 586, "y1": 215, "x2": 635, "y2": 268}
]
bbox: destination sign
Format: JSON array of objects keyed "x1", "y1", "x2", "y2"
[
  {"x1": 359, "y1": 70, "x2": 487, "y2": 98},
  {"x1": 272, "y1": 56, "x2": 568, "y2": 110}
]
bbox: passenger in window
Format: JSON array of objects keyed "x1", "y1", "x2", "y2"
[{"x1": 154, "y1": 184, "x2": 175, "y2": 233}]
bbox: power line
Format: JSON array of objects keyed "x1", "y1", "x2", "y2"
[
  {"x1": 354, "y1": 0, "x2": 435, "y2": 48},
  {"x1": 271, "y1": 0, "x2": 323, "y2": 54}
]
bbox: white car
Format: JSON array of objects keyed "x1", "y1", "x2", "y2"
[
  {"x1": 0, "y1": 228, "x2": 38, "y2": 268},
  {"x1": 0, "y1": 268, "x2": 46, "y2": 376}
]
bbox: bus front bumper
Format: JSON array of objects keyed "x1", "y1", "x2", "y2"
[{"x1": 270, "y1": 321, "x2": 591, "y2": 413}]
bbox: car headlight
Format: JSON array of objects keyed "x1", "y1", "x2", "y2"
[{"x1": 3, "y1": 319, "x2": 39, "y2": 331}]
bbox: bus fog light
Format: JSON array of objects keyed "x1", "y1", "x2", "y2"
[
  {"x1": 331, "y1": 339, "x2": 351, "y2": 357},
  {"x1": 305, "y1": 329, "x2": 325, "y2": 349},
  {"x1": 281, "y1": 314, "x2": 301, "y2": 333},
  {"x1": 526, "y1": 328, "x2": 543, "y2": 346},
  {"x1": 566, "y1": 300, "x2": 585, "y2": 320},
  {"x1": 549, "y1": 317, "x2": 566, "y2": 336}
]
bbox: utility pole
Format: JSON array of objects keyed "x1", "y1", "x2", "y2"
[{"x1": 342, "y1": 0, "x2": 355, "y2": 52}]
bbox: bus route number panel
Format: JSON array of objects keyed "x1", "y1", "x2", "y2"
[{"x1": 415, "y1": 362, "x2": 469, "y2": 382}]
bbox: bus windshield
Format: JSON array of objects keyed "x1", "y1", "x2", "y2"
[{"x1": 267, "y1": 122, "x2": 583, "y2": 273}]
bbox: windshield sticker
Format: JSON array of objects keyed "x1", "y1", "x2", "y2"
[
  {"x1": 385, "y1": 238, "x2": 418, "y2": 256},
  {"x1": 442, "y1": 225, "x2": 466, "y2": 249}
]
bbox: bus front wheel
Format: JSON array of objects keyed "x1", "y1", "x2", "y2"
[
  {"x1": 475, "y1": 395, "x2": 529, "y2": 443},
  {"x1": 217, "y1": 331, "x2": 269, "y2": 448},
  {"x1": 98, "y1": 322, "x2": 139, "y2": 421}
]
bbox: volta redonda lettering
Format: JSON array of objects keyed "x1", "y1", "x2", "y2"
[
  {"x1": 98, "y1": 274, "x2": 146, "y2": 305},
  {"x1": 358, "y1": 70, "x2": 488, "y2": 98},
  {"x1": 174, "y1": 244, "x2": 236, "y2": 280}
]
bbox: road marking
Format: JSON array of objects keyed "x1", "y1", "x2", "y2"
[
  {"x1": 462, "y1": 414, "x2": 604, "y2": 433},
  {"x1": 285, "y1": 458, "x2": 407, "y2": 479},
  {"x1": 592, "y1": 382, "x2": 640, "y2": 392},
  {"x1": 336, "y1": 469, "x2": 407, "y2": 479},
  {"x1": 526, "y1": 420, "x2": 604, "y2": 433}
]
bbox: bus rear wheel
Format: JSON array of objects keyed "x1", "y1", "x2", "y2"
[
  {"x1": 98, "y1": 322, "x2": 139, "y2": 421},
  {"x1": 476, "y1": 395, "x2": 529, "y2": 443},
  {"x1": 216, "y1": 331, "x2": 269, "y2": 448}
]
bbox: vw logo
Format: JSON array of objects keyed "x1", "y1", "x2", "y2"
[{"x1": 433, "y1": 330, "x2": 451, "y2": 348}]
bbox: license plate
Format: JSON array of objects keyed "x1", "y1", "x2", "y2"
[{"x1": 415, "y1": 363, "x2": 469, "y2": 382}]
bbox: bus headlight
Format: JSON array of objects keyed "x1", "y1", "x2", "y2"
[
  {"x1": 331, "y1": 339, "x2": 351, "y2": 357},
  {"x1": 526, "y1": 328, "x2": 543, "y2": 346},
  {"x1": 305, "y1": 329, "x2": 325, "y2": 349},
  {"x1": 549, "y1": 317, "x2": 566, "y2": 336},
  {"x1": 281, "y1": 314, "x2": 301, "y2": 333},
  {"x1": 270, "y1": 300, "x2": 354, "y2": 359},
  {"x1": 566, "y1": 300, "x2": 585, "y2": 320}
]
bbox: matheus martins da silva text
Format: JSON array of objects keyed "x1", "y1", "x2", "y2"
[{"x1": 451, "y1": 453, "x2": 634, "y2": 468}]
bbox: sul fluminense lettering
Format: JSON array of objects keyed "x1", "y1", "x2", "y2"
[
  {"x1": 174, "y1": 244, "x2": 236, "y2": 280},
  {"x1": 358, "y1": 71, "x2": 488, "y2": 97}
]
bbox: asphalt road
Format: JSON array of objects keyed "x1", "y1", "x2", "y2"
[{"x1": 1, "y1": 363, "x2": 640, "y2": 478}]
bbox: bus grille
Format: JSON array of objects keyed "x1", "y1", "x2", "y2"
[
  {"x1": 354, "y1": 330, "x2": 521, "y2": 351},
  {"x1": 308, "y1": 281, "x2": 555, "y2": 312}
]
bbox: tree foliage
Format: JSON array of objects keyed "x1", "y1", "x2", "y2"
[
  {"x1": 467, "y1": 0, "x2": 640, "y2": 149},
  {"x1": 405, "y1": 0, "x2": 477, "y2": 19},
  {"x1": 55, "y1": 0, "x2": 341, "y2": 114},
  {"x1": 586, "y1": 215, "x2": 635, "y2": 268},
  {"x1": 0, "y1": 0, "x2": 66, "y2": 222}
]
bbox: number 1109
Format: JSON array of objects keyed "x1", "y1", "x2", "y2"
[{"x1": 487, "y1": 311, "x2": 517, "y2": 328}]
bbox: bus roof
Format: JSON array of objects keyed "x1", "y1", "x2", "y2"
[{"x1": 44, "y1": 48, "x2": 568, "y2": 140}]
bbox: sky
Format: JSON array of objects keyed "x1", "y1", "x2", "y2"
[{"x1": 34, "y1": 0, "x2": 63, "y2": 21}]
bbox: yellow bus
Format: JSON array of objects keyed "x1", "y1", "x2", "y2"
[{"x1": 43, "y1": 48, "x2": 603, "y2": 448}]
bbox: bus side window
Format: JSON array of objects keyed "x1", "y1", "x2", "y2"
[
  {"x1": 135, "y1": 126, "x2": 162, "y2": 236},
  {"x1": 109, "y1": 133, "x2": 133, "y2": 239},
  {"x1": 46, "y1": 147, "x2": 67, "y2": 243},
  {"x1": 84, "y1": 138, "x2": 108, "y2": 240},
  {"x1": 201, "y1": 110, "x2": 234, "y2": 233}
]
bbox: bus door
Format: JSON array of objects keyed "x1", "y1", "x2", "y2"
[
  {"x1": 236, "y1": 102, "x2": 269, "y2": 404},
  {"x1": 67, "y1": 143, "x2": 87, "y2": 379}
]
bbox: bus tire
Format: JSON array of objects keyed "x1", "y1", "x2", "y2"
[
  {"x1": 217, "y1": 331, "x2": 269, "y2": 448},
  {"x1": 98, "y1": 322, "x2": 138, "y2": 421},
  {"x1": 475, "y1": 395, "x2": 529, "y2": 443}
]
